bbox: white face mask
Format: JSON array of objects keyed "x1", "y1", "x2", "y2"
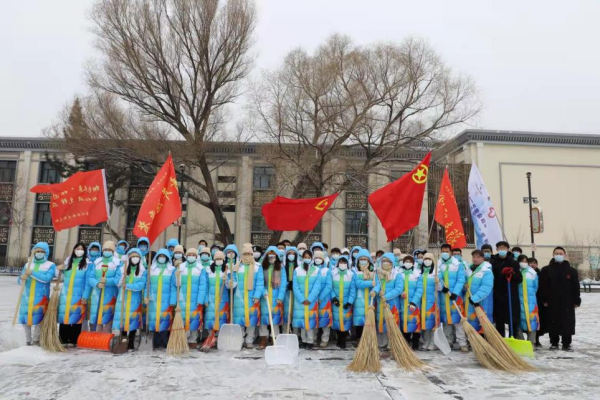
[
  {"x1": 404, "y1": 262, "x2": 414, "y2": 269},
  {"x1": 382, "y1": 261, "x2": 392, "y2": 270},
  {"x1": 174, "y1": 253, "x2": 183, "y2": 259},
  {"x1": 130, "y1": 257, "x2": 140, "y2": 265},
  {"x1": 423, "y1": 259, "x2": 433, "y2": 267},
  {"x1": 519, "y1": 262, "x2": 528, "y2": 269},
  {"x1": 298, "y1": 249, "x2": 305, "y2": 256},
  {"x1": 268, "y1": 255, "x2": 277, "y2": 263},
  {"x1": 358, "y1": 259, "x2": 368, "y2": 267},
  {"x1": 227, "y1": 253, "x2": 235, "y2": 259},
  {"x1": 187, "y1": 256, "x2": 197, "y2": 264},
  {"x1": 74, "y1": 249, "x2": 85, "y2": 258},
  {"x1": 338, "y1": 263, "x2": 348, "y2": 271},
  {"x1": 215, "y1": 260, "x2": 224, "y2": 266},
  {"x1": 287, "y1": 254, "x2": 295, "y2": 261},
  {"x1": 157, "y1": 256, "x2": 167, "y2": 264},
  {"x1": 253, "y1": 252, "x2": 261, "y2": 259},
  {"x1": 314, "y1": 259, "x2": 323, "y2": 266}
]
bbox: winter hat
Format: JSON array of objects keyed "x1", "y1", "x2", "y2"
[
  {"x1": 242, "y1": 243, "x2": 253, "y2": 257},
  {"x1": 341, "y1": 248, "x2": 350, "y2": 255},
  {"x1": 242, "y1": 243, "x2": 256, "y2": 290},
  {"x1": 102, "y1": 240, "x2": 116, "y2": 252},
  {"x1": 200, "y1": 247, "x2": 211, "y2": 256},
  {"x1": 297, "y1": 243, "x2": 308, "y2": 251},
  {"x1": 424, "y1": 252, "x2": 435, "y2": 260},
  {"x1": 186, "y1": 248, "x2": 198, "y2": 256},
  {"x1": 314, "y1": 250, "x2": 325, "y2": 260},
  {"x1": 213, "y1": 251, "x2": 225, "y2": 260},
  {"x1": 393, "y1": 248, "x2": 402, "y2": 256},
  {"x1": 174, "y1": 245, "x2": 184, "y2": 253}
]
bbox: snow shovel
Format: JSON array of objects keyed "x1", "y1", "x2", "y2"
[
  {"x1": 275, "y1": 290, "x2": 299, "y2": 357},
  {"x1": 433, "y1": 265, "x2": 451, "y2": 355},
  {"x1": 111, "y1": 268, "x2": 129, "y2": 355},
  {"x1": 265, "y1": 293, "x2": 295, "y2": 366},
  {"x1": 505, "y1": 277, "x2": 534, "y2": 358},
  {"x1": 217, "y1": 264, "x2": 243, "y2": 351}
]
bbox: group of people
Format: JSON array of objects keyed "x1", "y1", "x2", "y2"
[{"x1": 17, "y1": 237, "x2": 581, "y2": 354}]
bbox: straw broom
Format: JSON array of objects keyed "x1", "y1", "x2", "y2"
[
  {"x1": 40, "y1": 267, "x2": 65, "y2": 352},
  {"x1": 452, "y1": 300, "x2": 513, "y2": 372},
  {"x1": 347, "y1": 297, "x2": 380, "y2": 373},
  {"x1": 474, "y1": 306, "x2": 536, "y2": 372},
  {"x1": 384, "y1": 305, "x2": 428, "y2": 372},
  {"x1": 167, "y1": 270, "x2": 189, "y2": 356}
]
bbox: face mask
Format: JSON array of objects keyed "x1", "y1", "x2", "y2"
[
  {"x1": 187, "y1": 256, "x2": 197, "y2": 264},
  {"x1": 130, "y1": 257, "x2": 140, "y2": 265},
  {"x1": 200, "y1": 254, "x2": 210, "y2": 262},
  {"x1": 382, "y1": 261, "x2": 392, "y2": 271},
  {"x1": 483, "y1": 252, "x2": 491, "y2": 260},
  {"x1": 227, "y1": 253, "x2": 235, "y2": 259},
  {"x1": 34, "y1": 252, "x2": 45, "y2": 260},
  {"x1": 338, "y1": 263, "x2": 348, "y2": 271},
  {"x1": 74, "y1": 249, "x2": 85, "y2": 258},
  {"x1": 90, "y1": 250, "x2": 100, "y2": 258},
  {"x1": 199, "y1": 245, "x2": 205, "y2": 251},
  {"x1": 215, "y1": 260, "x2": 224, "y2": 266},
  {"x1": 211, "y1": 249, "x2": 218, "y2": 257},
  {"x1": 314, "y1": 259, "x2": 323, "y2": 266},
  {"x1": 253, "y1": 252, "x2": 261, "y2": 260},
  {"x1": 424, "y1": 259, "x2": 433, "y2": 267},
  {"x1": 513, "y1": 252, "x2": 521, "y2": 259},
  {"x1": 441, "y1": 252, "x2": 450, "y2": 261},
  {"x1": 157, "y1": 256, "x2": 167, "y2": 264},
  {"x1": 287, "y1": 254, "x2": 295, "y2": 261},
  {"x1": 394, "y1": 255, "x2": 400, "y2": 262},
  {"x1": 359, "y1": 260, "x2": 368, "y2": 267},
  {"x1": 117, "y1": 246, "x2": 126, "y2": 255},
  {"x1": 303, "y1": 259, "x2": 311, "y2": 265},
  {"x1": 453, "y1": 255, "x2": 462, "y2": 262},
  {"x1": 498, "y1": 250, "x2": 508, "y2": 258},
  {"x1": 103, "y1": 251, "x2": 113, "y2": 259},
  {"x1": 417, "y1": 259, "x2": 424, "y2": 265},
  {"x1": 519, "y1": 262, "x2": 528, "y2": 269},
  {"x1": 173, "y1": 253, "x2": 182, "y2": 260},
  {"x1": 554, "y1": 255, "x2": 565, "y2": 263},
  {"x1": 298, "y1": 249, "x2": 305, "y2": 256},
  {"x1": 139, "y1": 245, "x2": 148, "y2": 252},
  {"x1": 268, "y1": 255, "x2": 277, "y2": 263},
  {"x1": 352, "y1": 252, "x2": 358, "y2": 259},
  {"x1": 332, "y1": 254, "x2": 339, "y2": 260},
  {"x1": 404, "y1": 262, "x2": 414, "y2": 269}
]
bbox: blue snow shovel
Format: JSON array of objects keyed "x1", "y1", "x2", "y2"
[{"x1": 505, "y1": 276, "x2": 534, "y2": 358}]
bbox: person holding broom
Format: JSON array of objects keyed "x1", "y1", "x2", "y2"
[
  {"x1": 331, "y1": 256, "x2": 357, "y2": 349},
  {"x1": 419, "y1": 253, "x2": 439, "y2": 351},
  {"x1": 175, "y1": 247, "x2": 207, "y2": 349},
  {"x1": 437, "y1": 243, "x2": 468, "y2": 352},
  {"x1": 88, "y1": 241, "x2": 121, "y2": 333},
  {"x1": 113, "y1": 248, "x2": 147, "y2": 350},
  {"x1": 202, "y1": 250, "x2": 230, "y2": 350},
  {"x1": 147, "y1": 247, "x2": 177, "y2": 351},
  {"x1": 283, "y1": 246, "x2": 300, "y2": 332},
  {"x1": 259, "y1": 247, "x2": 287, "y2": 349},
  {"x1": 491, "y1": 241, "x2": 522, "y2": 338},
  {"x1": 398, "y1": 255, "x2": 423, "y2": 350},
  {"x1": 16, "y1": 242, "x2": 56, "y2": 346},
  {"x1": 57, "y1": 242, "x2": 93, "y2": 347},
  {"x1": 464, "y1": 250, "x2": 494, "y2": 334},
  {"x1": 352, "y1": 249, "x2": 378, "y2": 344},
  {"x1": 373, "y1": 253, "x2": 400, "y2": 350},
  {"x1": 227, "y1": 244, "x2": 264, "y2": 349},
  {"x1": 292, "y1": 249, "x2": 322, "y2": 349},
  {"x1": 116, "y1": 240, "x2": 130, "y2": 263},
  {"x1": 516, "y1": 254, "x2": 539, "y2": 347},
  {"x1": 315, "y1": 250, "x2": 333, "y2": 348}
]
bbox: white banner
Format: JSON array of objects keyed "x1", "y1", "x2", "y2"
[{"x1": 468, "y1": 163, "x2": 503, "y2": 248}]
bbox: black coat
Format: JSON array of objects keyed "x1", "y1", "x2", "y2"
[
  {"x1": 491, "y1": 253, "x2": 522, "y2": 327},
  {"x1": 538, "y1": 261, "x2": 581, "y2": 336}
]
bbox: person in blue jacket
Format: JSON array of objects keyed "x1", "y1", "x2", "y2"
[
  {"x1": 166, "y1": 238, "x2": 179, "y2": 258},
  {"x1": 330, "y1": 256, "x2": 357, "y2": 349},
  {"x1": 88, "y1": 241, "x2": 122, "y2": 333},
  {"x1": 58, "y1": 242, "x2": 92, "y2": 347},
  {"x1": 315, "y1": 250, "x2": 333, "y2": 348},
  {"x1": 116, "y1": 240, "x2": 130, "y2": 262},
  {"x1": 258, "y1": 246, "x2": 287, "y2": 349},
  {"x1": 373, "y1": 253, "x2": 400, "y2": 349},
  {"x1": 87, "y1": 241, "x2": 101, "y2": 263},
  {"x1": 175, "y1": 247, "x2": 207, "y2": 349},
  {"x1": 464, "y1": 249, "x2": 494, "y2": 335},
  {"x1": 292, "y1": 249, "x2": 322, "y2": 349},
  {"x1": 420, "y1": 253, "x2": 439, "y2": 351},
  {"x1": 437, "y1": 243, "x2": 468, "y2": 352},
  {"x1": 352, "y1": 249, "x2": 378, "y2": 343},
  {"x1": 398, "y1": 255, "x2": 423, "y2": 350},
  {"x1": 350, "y1": 246, "x2": 363, "y2": 271},
  {"x1": 136, "y1": 237, "x2": 152, "y2": 266},
  {"x1": 17, "y1": 242, "x2": 56, "y2": 346},
  {"x1": 202, "y1": 250, "x2": 229, "y2": 350},
  {"x1": 283, "y1": 246, "x2": 300, "y2": 330},
  {"x1": 328, "y1": 247, "x2": 341, "y2": 269},
  {"x1": 226, "y1": 243, "x2": 264, "y2": 349},
  {"x1": 113, "y1": 248, "x2": 147, "y2": 350},
  {"x1": 146, "y1": 247, "x2": 177, "y2": 350},
  {"x1": 516, "y1": 254, "x2": 539, "y2": 346}
]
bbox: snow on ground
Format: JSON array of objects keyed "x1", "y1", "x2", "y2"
[{"x1": 0, "y1": 275, "x2": 598, "y2": 400}]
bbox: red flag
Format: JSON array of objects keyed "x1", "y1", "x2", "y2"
[
  {"x1": 434, "y1": 169, "x2": 467, "y2": 248},
  {"x1": 368, "y1": 152, "x2": 431, "y2": 242},
  {"x1": 133, "y1": 154, "x2": 181, "y2": 245},
  {"x1": 262, "y1": 193, "x2": 339, "y2": 231},
  {"x1": 30, "y1": 170, "x2": 109, "y2": 231}
]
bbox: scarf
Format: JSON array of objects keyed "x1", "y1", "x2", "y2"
[
  {"x1": 264, "y1": 265, "x2": 281, "y2": 288},
  {"x1": 238, "y1": 256, "x2": 255, "y2": 291}
]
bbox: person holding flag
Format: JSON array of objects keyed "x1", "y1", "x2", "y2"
[
  {"x1": 175, "y1": 248, "x2": 207, "y2": 349},
  {"x1": 88, "y1": 241, "x2": 121, "y2": 333},
  {"x1": 166, "y1": 238, "x2": 179, "y2": 259},
  {"x1": 136, "y1": 237, "x2": 152, "y2": 266},
  {"x1": 116, "y1": 240, "x2": 130, "y2": 263},
  {"x1": 259, "y1": 247, "x2": 286, "y2": 349},
  {"x1": 463, "y1": 250, "x2": 494, "y2": 333},
  {"x1": 113, "y1": 248, "x2": 147, "y2": 351},
  {"x1": 202, "y1": 250, "x2": 230, "y2": 350},
  {"x1": 17, "y1": 242, "x2": 56, "y2": 346},
  {"x1": 147, "y1": 247, "x2": 177, "y2": 351},
  {"x1": 227, "y1": 244, "x2": 264, "y2": 349}
]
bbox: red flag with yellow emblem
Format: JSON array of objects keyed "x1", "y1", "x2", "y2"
[
  {"x1": 262, "y1": 193, "x2": 339, "y2": 231},
  {"x1": 368, "y1": 152, "x2": 431, "y2": 242},
  {"x1": 434, "y1": 168, "x2": 467, "y2": 248},
  {"x1": 133, "y1": 154, "x2": 181, "y2": 245}
]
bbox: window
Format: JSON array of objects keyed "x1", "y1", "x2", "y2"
[
  {"x1": 0, "y1": 161, "x2": 16, "y2": 183},
  {"x1": 253, "y1": 167, "x2": 275, "y2": 190},
  {"x1": 35, "y1": 203, "x2": 52, "y2": 226},
  {"x1": 126, "y1": 206, "x2": 140, "y2": 229},
  {"x1": 345, "y1": 211, "x2": 368, "y2": 235},
  {"x1": 221, "y1": 205, "x2": 236, "y2": 213},
  {"x1": 39, "y1": 162, "x2": 60, "y2": 184},
  {"x1": 218, "y1": 176, "x2": 237, "y2": 183},
  {"x1": 218, "y1": 191, "x2": 236, "y2": 199}
]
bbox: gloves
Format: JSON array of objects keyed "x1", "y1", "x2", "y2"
[
  {"x1": 441, "y1": 286, "x2": 449, "y2": 293},
  {"x1": 469, "y1": 298, "x2": 480, "y2": 308},
  {"x1": 302, "y1": 300, "x2": 310, "y2": 305},
  {"x1": 287, "y1": 281, "x2": 293, "y2": 291},
  {"x1": 343, "y1": 303, "x2": 351, "y2": 310},
  {"x1": 502, "y1": 267, "x2": 514, "y2": 280},
  {"x1": 276, "y1": 299, "x2": 283, "y2": 305},
  {"x1": 81, "y1": 299, "x2": 87, "y2": 305},
  {"x1": 400, "y1": 292, "x2": 407, "y2": 299},
  {"x1": 409, "y1": 302, "x2": 417, "y2": 311},
  {"x1": 449, "y1": 293, "x2": 458, "y2": 301},
  {"x1": 332, "y1": 297, "x2": 340, "y2": 307}
]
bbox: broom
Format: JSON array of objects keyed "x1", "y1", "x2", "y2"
[
  {"x1": 347, "y1": 297, "x2": 380, "y2": 373},
  {"x1": 167, "y1": 270, "x2": 189, "y2": 356},
  {"x1": 12, "y1": 250, "x2": 34, "y2": 326},
  {"x1": 474, "y1": 300, "x2": 536, "y2": 372},
  {"x1": 39, "y1": 266, "x2": 65, "y2": 352},
  {"x1": 452, "y1": 300, "x2": 513, "y2": 372},
  {"x1": 384, "y1": 304, "x2": 428, "y2": 372}
]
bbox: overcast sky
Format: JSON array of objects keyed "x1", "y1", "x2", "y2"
[{"x1": 1, "y1": 0, "x2": 599, "y2": 138}]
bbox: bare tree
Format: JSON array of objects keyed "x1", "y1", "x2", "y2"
[
  {"x1": 252, "y1": 35, "x2": 480, "y2": 244},
  {"x1": 48, "y1": 0, "x2": 256, "y2": 245}
]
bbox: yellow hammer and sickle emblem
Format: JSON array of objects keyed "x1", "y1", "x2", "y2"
[
  {"x1": 412, "y1": 164, "x2": 429, "y2": 184},
  {"x1": 315, "y1": 199, "x2": 329, "y2": 211}
]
